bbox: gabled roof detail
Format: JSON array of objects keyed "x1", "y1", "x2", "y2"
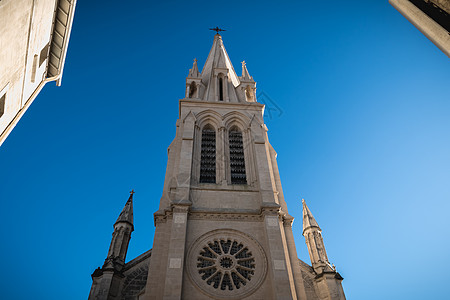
[
  {"x1": 302, "y1": 199, "x2": 320, "y2": 234},
  {"x1": 115, "y1": 191, "x2": 134, "y2": 229}
]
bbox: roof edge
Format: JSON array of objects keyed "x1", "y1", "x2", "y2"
[
  {"x1": 46, "y1": 0, "x2": 78, "y2": 85},
  {"x1": 123, "y1": 249, "x2": 152, "y2": 271}
]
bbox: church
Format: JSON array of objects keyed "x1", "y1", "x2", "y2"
[{"x1": 88, "y1": 32, "x2": 346, "y2": 300}]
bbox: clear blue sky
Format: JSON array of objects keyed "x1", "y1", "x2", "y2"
[{"x1": 1, "y1": 1, "x2": 449, "y2": 299}]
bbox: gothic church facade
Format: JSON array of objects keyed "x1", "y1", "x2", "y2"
[{"x1": 89, "y1": 34, "x2": 346, "y2": 300}]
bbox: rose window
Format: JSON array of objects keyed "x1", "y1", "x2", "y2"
[
  {"x1": 188, "y1": 230, "x2": 267, "y2": 299},
  {"x1": 197, "y1": 239, "x2": 256, "y2": 291}
]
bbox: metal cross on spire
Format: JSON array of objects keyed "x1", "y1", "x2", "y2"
[{"x1": 209, "y1": 26, "x2": 226, "y2": 34}]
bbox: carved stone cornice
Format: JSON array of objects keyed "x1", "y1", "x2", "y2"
[
  {"x1": 154, "y1": 214, "x2": 168, "y2": 224},
  {"x1": 154, "y1": 203, "x2": 191, "y2": 224},
  {"x1": 283, "y1": 214, "x2": 295, "y2": 227},
  {"x1": 172, "y1": 204, "x2": 190, "y2": 213},
  {"x1": 155, "y1": 203, "x2": 290, "y2": 224},
  {"x1": 188, "y1": 211, "x2": 264, "y2": 222},
  {"x1": 260, "y1": 202, "x2": 281, "y2": 216}
]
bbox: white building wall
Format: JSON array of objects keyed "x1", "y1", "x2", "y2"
[{"x1": 0, "y1": 0, "x2": 76, "y2": 146}]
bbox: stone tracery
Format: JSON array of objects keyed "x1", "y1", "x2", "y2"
[{"x1": 197, "y1": 238, "x2": 255, "y2": 291}]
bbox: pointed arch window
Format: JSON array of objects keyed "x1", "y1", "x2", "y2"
[
  {"x1": 218, "y1": 77, "x2": 224, "y2": 101},
  {"x1": 229, "y1": 127, "x2": 246, "y2": 184},
  {"x1": 200, "y1": 125, "x2": 216, "y2": 183}
]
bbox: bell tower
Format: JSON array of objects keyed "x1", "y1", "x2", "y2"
[{"x1": 139, "y1": 32, "x2": 346, "y2": 300}]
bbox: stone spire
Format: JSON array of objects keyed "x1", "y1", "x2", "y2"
[
  {"x1": 115, "y1": 190, "x2": 134, "y2": 229},
  {"x1": 199, "y1": 33, "x2": 240, "y2": 102},
  {"x1": 201, "y1": 34, "x2": 239, "y2": 86},
  {"x1": 240, "y1": 61, "x2": 253, "y2": 81},
  {"x1": 89, "y1": 191, "x2": 136, "y2": 300},
  {"x1": 302, "y1": 198, "x2": 319, "y2": 233},
  {"x1": 184, "y1": 34, "x2": 258, "y2": 103},
  {"x1": 302, "y1": 199, "x2": 332, "y2": 274},
  {"x1": 188, "y1": 58, "x2": 200, "y2": 78},
  {"x1": 104, "y1": 191, "x2": 135, "y2": 270},
  {"x1": 240, "y1": 60, "x2": 256, "y2": 102},
  {"x1": 302, "y1": 199, "x2": 346, "y2": 299}
]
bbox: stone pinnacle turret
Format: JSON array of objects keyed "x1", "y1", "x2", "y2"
[
  {"x1": 115, "y1": 190, "x2": 134, "y2": 229},
  {"x1": 302, "y1": 199, "x2": 346, "y2": 299},
  {"x1": 104, "y1": 190, "x2": 135, "y2": 270},
  {"x1": 302, "y1": 199, "x2": 331, "y2": 274},
  {"x1": 89, "y1": 190, "x2": 136, "y2": 300}
]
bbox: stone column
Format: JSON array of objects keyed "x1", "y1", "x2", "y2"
[
  {"x1": 263, "y1": 208, "x2": 298, "y2": 299},
  {"x1": 217, "y1": 126, "x2": 226, "y2": 185},
  {"x1": 283, "y1": 216, "x2": 308, "y2": 300},
  {"x1": 142, "y1": 218, "x2": 171, "y2": 299},
  {"x1": 162, "y1": 205, "x2": 190, "y2": 299},
  {"x1": 214, "y1": 75, "x2": 218, "y2": 101},
  {"x1": 224, "y1": 75, "x2": 229, "y2": 101},
  {"x1": 195, "y1": 82, "x2": 199, "y2": 98},
  {"x1": 315, "y1": 272, "x2": 346, "y2": 300},
  {"x1": 185, "y1": 84, "x2": 190, "y2": 98},
  {"x1": 243, "y1": 127, "x2": 255, "y2": 186},
  {"x1": 90, "y1": 270, "x2": 122, "y2": 300}
]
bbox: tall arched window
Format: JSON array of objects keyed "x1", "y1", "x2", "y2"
[
  {"x1": 218, "y1": 77, "x2": 224, "y2": 101},
  {"x1": 229, "y1": 127, "x2": 246, "y2": 184},
  {"x1": 200, "y1": 125, "x2": 216, "y2": 183}
]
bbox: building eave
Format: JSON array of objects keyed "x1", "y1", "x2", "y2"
[
  {"x1": 389, "y1": 0, "x2": 450, "y2": 57},
  {"x1": 46, "y1": 0, "x2": 78, "y2": 86}
]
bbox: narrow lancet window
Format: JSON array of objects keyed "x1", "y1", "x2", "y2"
[
  {"x1": 218, "y1": 77, "x2": 224, "y2": 101},
  {"x1": 229, "y1": 128, "x2": 246, "y2": 184},
  {"x1": 200, "y1": 126, "x2": 216, "y2": 183}
]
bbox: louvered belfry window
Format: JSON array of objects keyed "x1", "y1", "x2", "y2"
[
  {"x1": 229, "y1": 128, "x2": 247, "y2": 184},
  {"x1": 200, "y1": 126, "x2": 216, "y2": 183}
]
